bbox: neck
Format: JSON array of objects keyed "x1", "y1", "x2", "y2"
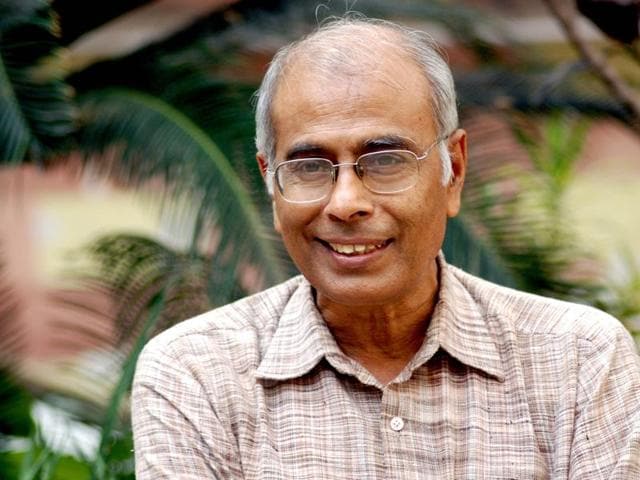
[{"x1": 316, "y1": 263, "x2": 440, "y2": 385}]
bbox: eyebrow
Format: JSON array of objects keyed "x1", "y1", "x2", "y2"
[
  {"x1": 362, "y1": 135, "x2": 417, "y2": 151},
  {"x1": 284, "y1": 135, "x2": 418, "y2": 160},
  {"x1": 285, "y1": 143, "x2": 327, "y2": 160}
]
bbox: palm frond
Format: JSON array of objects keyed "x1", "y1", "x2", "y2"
[
  {"x1": 443, "y1": 216, "x2": 517, "y2": 287},
  {"x1": 77, "y1": 88, "x2": 287, "y2": 290},
  {"x1": 94, "y1": 290, "x2": 165, "y2": 480},
  {"x1": 456, "y1": 67, "x2": 630, "y2": 121},
  {"x1": 511, "y1": 111, "x2": 588, "y2": 195},
  {"x1": 21, "y1": 233, "x2": 226, "y2": 423},
  {"x1": 84, "y1": 234, "x2": 213, "y2": 344},
  {"x1": 0, "y1": 2, "x2": 75, "y2": 164},
  {"x1": 159, "y1": 75, "x2": 267, "y2": 197},
  {"x1": 458, "y1": 109, "x2": 601, "y2": 301}
]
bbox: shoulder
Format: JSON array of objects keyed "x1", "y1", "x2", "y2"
[
  {"x1": 446, "y1": 263, "x2": 627, "y2": 345},
  {"x1": 137, "y1": 275, "x2": 306, "y2": 372}
]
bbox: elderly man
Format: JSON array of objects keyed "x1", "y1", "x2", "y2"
[{"x1": 132, "y1": 17, "x2": 640, "y2": 479}]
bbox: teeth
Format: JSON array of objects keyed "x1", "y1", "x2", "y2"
[{"x1": 328, "y1": 242, "x2": 386, "y2": 256}]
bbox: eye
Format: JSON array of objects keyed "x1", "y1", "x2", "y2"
[
  {"x1": 364, "y1": 151, "x2": 411, "y2": 173},
  {"x1": 296, "y1": 159, "x2": 326, "y2": 173},
  {"x1": 373, "y1": 153, "x2": 402, "y2": 166},
  {"x1": 280, "y1": 159, "x2": 330, "y2": 181}
]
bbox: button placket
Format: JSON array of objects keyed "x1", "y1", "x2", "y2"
[{"x1": 382, "y1": 385, "x2": 405, "y2": 434}]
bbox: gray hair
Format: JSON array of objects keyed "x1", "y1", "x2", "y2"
[{"x1": 254, "y1": 17, "x2": 458, "y2": 194}]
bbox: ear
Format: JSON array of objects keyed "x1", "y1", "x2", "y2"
[
  {"x1": 257, "y1": 153, "x2": 282, "y2": 233},
  {"x1": 445, "y1": 128, "x2": 467, "y2": 218},
  {"x1": 256, "y1": 152, "x2": 269, "y2": 178}
]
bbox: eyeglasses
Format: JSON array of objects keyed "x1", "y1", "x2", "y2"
[{"x1": 268, "y1": 138, "x2": 443, "y2": 203}]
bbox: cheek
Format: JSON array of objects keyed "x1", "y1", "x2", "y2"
[
  {"x1": 273, "y1": 201, "x2": 319, "y2": 239},
  {"x1": 399, "y1": 194, "x2": 449, "y2": 243}
]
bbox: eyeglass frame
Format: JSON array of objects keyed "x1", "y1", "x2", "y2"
[{"x1": 266, "y1": 136, "x2": 448, "y2": 204}]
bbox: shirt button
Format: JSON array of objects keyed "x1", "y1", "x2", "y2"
[{"x1": 390, "y1": 416, "x2": 405, "y2": 432}]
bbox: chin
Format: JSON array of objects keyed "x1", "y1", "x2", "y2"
[{"x1": 311, "y1": 274, "x2": 400, "y2": 308}]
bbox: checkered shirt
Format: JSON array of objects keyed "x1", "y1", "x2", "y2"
[{"x1": 132, "y1": 257, "x2": 640, "y2": 479}]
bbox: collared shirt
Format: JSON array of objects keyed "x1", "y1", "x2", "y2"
[{"x1": 132, "y1": 256, "x2": 640, "y2": 479}]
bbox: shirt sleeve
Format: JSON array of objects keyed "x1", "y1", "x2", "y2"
[
  {"x1": 570, "y1": 321, "x2": 640, "y2": 479},
  {"x1": 131, "y1": 339, "x2": 243, "y2": 479}
]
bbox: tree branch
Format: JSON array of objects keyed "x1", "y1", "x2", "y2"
[{"x1": 542, "y1": 0, "x2": 640, "y2": 133}]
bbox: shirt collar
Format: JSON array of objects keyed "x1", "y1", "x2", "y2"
[
  {"x1": 416, "y1": 254, "x2": 505, "y2": 382},
  {"x1": 257, "y1": 254, "x2": 505, "y2": 383},
  {"x1": 256, "y1": 278, "x2": 342, "y2": 381}
]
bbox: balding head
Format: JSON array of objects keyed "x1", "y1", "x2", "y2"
[{"x1": 255, "y1": 17, "x2": 459, "y2": 192}]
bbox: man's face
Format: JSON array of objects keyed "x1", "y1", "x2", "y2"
[{"x1": 260, "y1": 51, "x2": 466, "y2": 309}]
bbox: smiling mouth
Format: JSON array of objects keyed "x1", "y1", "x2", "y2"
[{"x1": 321, "y1": 239, "x2": 391, "y2": 256}]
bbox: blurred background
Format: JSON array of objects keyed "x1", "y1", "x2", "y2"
[{"x1": 1, "y1": 0, "x2": 639, "y2": 478}]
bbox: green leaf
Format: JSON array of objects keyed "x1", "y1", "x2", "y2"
[
  {"x1": 458, "y1": 111, "x2": 600, "y2": 300},
  {"x1": 443, "y1": 216, "x2": 517, "y2": 287},
  {"x1": 3, "y1": 444, "x2": 91, "y2": 480},
  {"x1": 77, "y1": 88, "x2": 286, "y2": 290},
  {"x1": 0, "y1": 2, "x2": 75, "y2": 164},
  {"x1": 93, "y1": 292, "x2": 165, "y2": 480},
  {"x1": 0, "y1": 369, "x2": 34, "y2": 437},
  {"x1": 84, "y1": 234, "x2": 212, "y2": 344}
]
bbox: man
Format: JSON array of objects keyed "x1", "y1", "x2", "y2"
[{"x1": 132, "y1": 17, "x2": 640, "y2": 479}]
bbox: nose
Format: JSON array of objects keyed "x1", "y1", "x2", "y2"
[{"x1": 323, "y1": 164, "x2": 373, "y2": 222}]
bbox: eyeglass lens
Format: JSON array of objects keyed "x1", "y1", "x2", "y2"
[{"x1": 275, "y1": 150, "x2": 419, "y2": 202}]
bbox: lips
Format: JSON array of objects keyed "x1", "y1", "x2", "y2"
[{"x1": 320, "y1": 239, "x2": 391, "y2": 256}]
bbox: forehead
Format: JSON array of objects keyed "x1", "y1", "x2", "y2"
[{"x1": 271, "y1": 42, "x2": 435, "y2": 156}]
